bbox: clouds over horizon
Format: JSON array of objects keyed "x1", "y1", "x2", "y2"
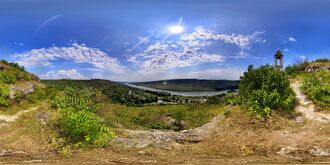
[
  {"x1": 89, "y1": 67, "x2": 245, "y2": 82},
  {"x1": 12, "y1": 43, "x2": 126, "y2": 74},
  {"x1": 10, "y1": 26, "x2": 265, "y2": 81},
  {"x1": 41, "y1": 69, "x2": 85, "y2": 79}
]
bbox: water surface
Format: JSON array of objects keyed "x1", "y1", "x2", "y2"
[{"x1": 125, "y1": 83, "x2": 233, "y2": 97}]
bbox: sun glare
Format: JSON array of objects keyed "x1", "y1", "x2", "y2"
[{"x1": 169, "y1": 25, "x2": 184, "y2": 34}]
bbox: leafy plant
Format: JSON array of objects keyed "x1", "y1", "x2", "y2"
[
  {"x1": 285, "y1": 61, "x2": 309, "y2": 77},
  {"x1": 239, "y1": 65, "x2": 295, "y2": 118},
  {"x1": 53, "y1": 92, "x2": 115, "y2": 146},
  {"x1": 301, "y1": 70, "x2": 330, "y2": 107},
  {"x1": 0, "y1": 60, "x2": 32, "y2": 84},
  {"x1": 0, "y1": 83, "x2": 10, "y2": 106},
  {"x1": 224, "y1": 93, "x2": 240, "y2": 105}
]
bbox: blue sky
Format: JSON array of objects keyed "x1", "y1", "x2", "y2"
[{"x1": 0, "y1": 0, "x2": 329, "y2": 81}]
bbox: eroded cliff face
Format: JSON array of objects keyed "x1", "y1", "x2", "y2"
[
  {"x1": 9, "y1": 81, "x2": 41, "y2": 99},
  {"x1": 305, "y1": 62, "x2": 330, "y2": 72}
]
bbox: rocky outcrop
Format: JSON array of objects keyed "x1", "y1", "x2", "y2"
[
  {"x1": 0, "y1": 149, "x2": 26, "y2": 157},
  {"x1": 277, "y1": 144, "x2": 302, "y2": 160},
  {"x1": 9, "y1": 81, "x2": 41, "y2": 99},
  {"x1": 305, "y1": 64, "x2": 330, "y2": 72},
  {"x1": 309, "y1": 146, "x2": 330, "y2": 157}
]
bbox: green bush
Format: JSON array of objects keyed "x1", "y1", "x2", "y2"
[
  {"x1": 239, "y1": 65, "x2": 295, "y2": 118},
  {"x1": 205, "y1": 94, "x2": 224, "y2": 104},
  {"x1": 0, "y1": 70, "x2": 18, "y2": 84},
  {"x1": 60, "y1": 109, "x2": 114, "y2": 146},
  {"x1": 224, "y1": 93, "x2": 240, "y2": 105},
  {"x1": 53, "y1": 92, "x2": 115, "y2": 146},
  {"x1": 0, "y1": 84, "x2": 10, "y2": 106},
  {"x1": 302, "y1": 70, "x2": 330, "y2": 107},
  {"x1": 285, "y1": 61, "x2": 309, "y2": 76},
  {"x1": 315, "y1": 58, "x2": 330, "y2": 62}
]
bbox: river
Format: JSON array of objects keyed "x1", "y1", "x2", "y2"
[{"x1": 124, "y1": 83, "x2": 234, "y2": 97}]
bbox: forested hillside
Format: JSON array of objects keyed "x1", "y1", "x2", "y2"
[{"x1": 132, "y1": 79, "x2": 240, "y2": 91}]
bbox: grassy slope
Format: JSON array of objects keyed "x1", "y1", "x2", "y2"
[{"x1": 133, "y1": 79, "x2": 239, "y2": 91}]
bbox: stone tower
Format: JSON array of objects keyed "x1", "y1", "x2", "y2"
[{"x1": 274, "y1": 50, "x2": 283, "y2": 70}]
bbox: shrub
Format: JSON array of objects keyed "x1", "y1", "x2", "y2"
[
  {"x1": 59, "y1": 109, "x2": 114, "y2": 146},
  {"x1": 205, "y1": 94, "x2": 225, "y2": 104},
  {"x1": 224, "y1": 93, "x2": 240, "y2": 105},
  {"x1": 285, "y1": 61, "x2": 309, "y2": 76},
  {"x1": 301, "y1": 70, "x2": 330, "y2": 107},
  {"x1": 0, "y1": 60, "x2": 32, "y2": 84},
  {"x1": 239, "y1": 65, "x2": 295, "y2": 118},
  {"x1": 0, "y1": 84, "x2": 10, "y2": 106},
  {"x1": 0, "y1": 70, "x2": 17, "y2": 84},
  {"x1": 53, "y1": 92, "x2": 115, "y2": 146},
  {"x1": 315, "y1": 58, "x2": 330, "y2": 62}
]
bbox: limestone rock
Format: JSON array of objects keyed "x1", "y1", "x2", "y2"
[
  {"x1": 277, "y1": 144, "x2": 302, "y2": 160},
  {"x1": 9, "y1": 81, "x2": 39, "y2": 99},
  {"x1": 305, "y1": 64, "x2": 330, "y2": 72},
  {"x1": 309, "y1": 146, "x2": 329, "y2": 157},
  {"x1": 0, "y1": 149, "x2": 26, "y2": 157}
]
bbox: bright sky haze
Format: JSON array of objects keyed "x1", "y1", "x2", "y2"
[{"x1": 0, "y1": 0, "x2": 329, "y2": 81}]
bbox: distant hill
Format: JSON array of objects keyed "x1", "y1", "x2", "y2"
[{"x1": 132, "y1": 79, "x2": 240, "y2": 92}]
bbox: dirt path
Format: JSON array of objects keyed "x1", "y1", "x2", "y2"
[
  {"x1": 0, "y1": 107, "x2": 38, "y2": 123},
  {"x1": 291, "y1": 81, "x2": 330, "y2": 123}
]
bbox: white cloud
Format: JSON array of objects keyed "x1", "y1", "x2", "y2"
[
  {"x1": 134, "y1": 42, "x2": 225, "y2": 74},
  {"x1": 180, "y1": 26, "x2": 265, "y2": 50},
  {"x1": 127, "y1": 26, "x2": 265, "y2": 75},
  {"x1": 14, "y1": 42, "x2": 24, "y2": 46},
  {"x1": 41, "y1": 69, "x2": 85, "y2": 79},
  {"x1": 289, "y1": 37, "x2": 296, "y2": 42},
  {"x1": 12, "y1": 43, "x2": 126, "y2": 74},
  {"x1": 283, "y1": 48, "x2": 289, "y2": 52}
]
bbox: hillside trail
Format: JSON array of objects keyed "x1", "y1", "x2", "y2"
[
  {"x1": 291, "y1": 80, "x2": 330, "y2": 123},
  {"x1": 0, "y1": 106, "x2": 38, "y2": 123}
]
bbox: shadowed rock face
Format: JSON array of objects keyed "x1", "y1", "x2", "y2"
[
  {"x1": 9, "y1": 81, "x2": 40, "y2": 99},
  {"x1": 305, "y1": 64, "x2": 330, "y2": 72}
]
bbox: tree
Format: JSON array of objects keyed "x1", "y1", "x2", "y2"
[{"x1": 239, "y1": 65, "x2": 295, "y2": 118}]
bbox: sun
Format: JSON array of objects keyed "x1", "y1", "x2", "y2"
[{"x1": 169, "y1": 25, "x2": 184, "y2": 34}]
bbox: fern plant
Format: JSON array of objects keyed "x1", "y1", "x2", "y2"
[{"x1": 53, "y1": 92, "x2": 115, "y2": 146}]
